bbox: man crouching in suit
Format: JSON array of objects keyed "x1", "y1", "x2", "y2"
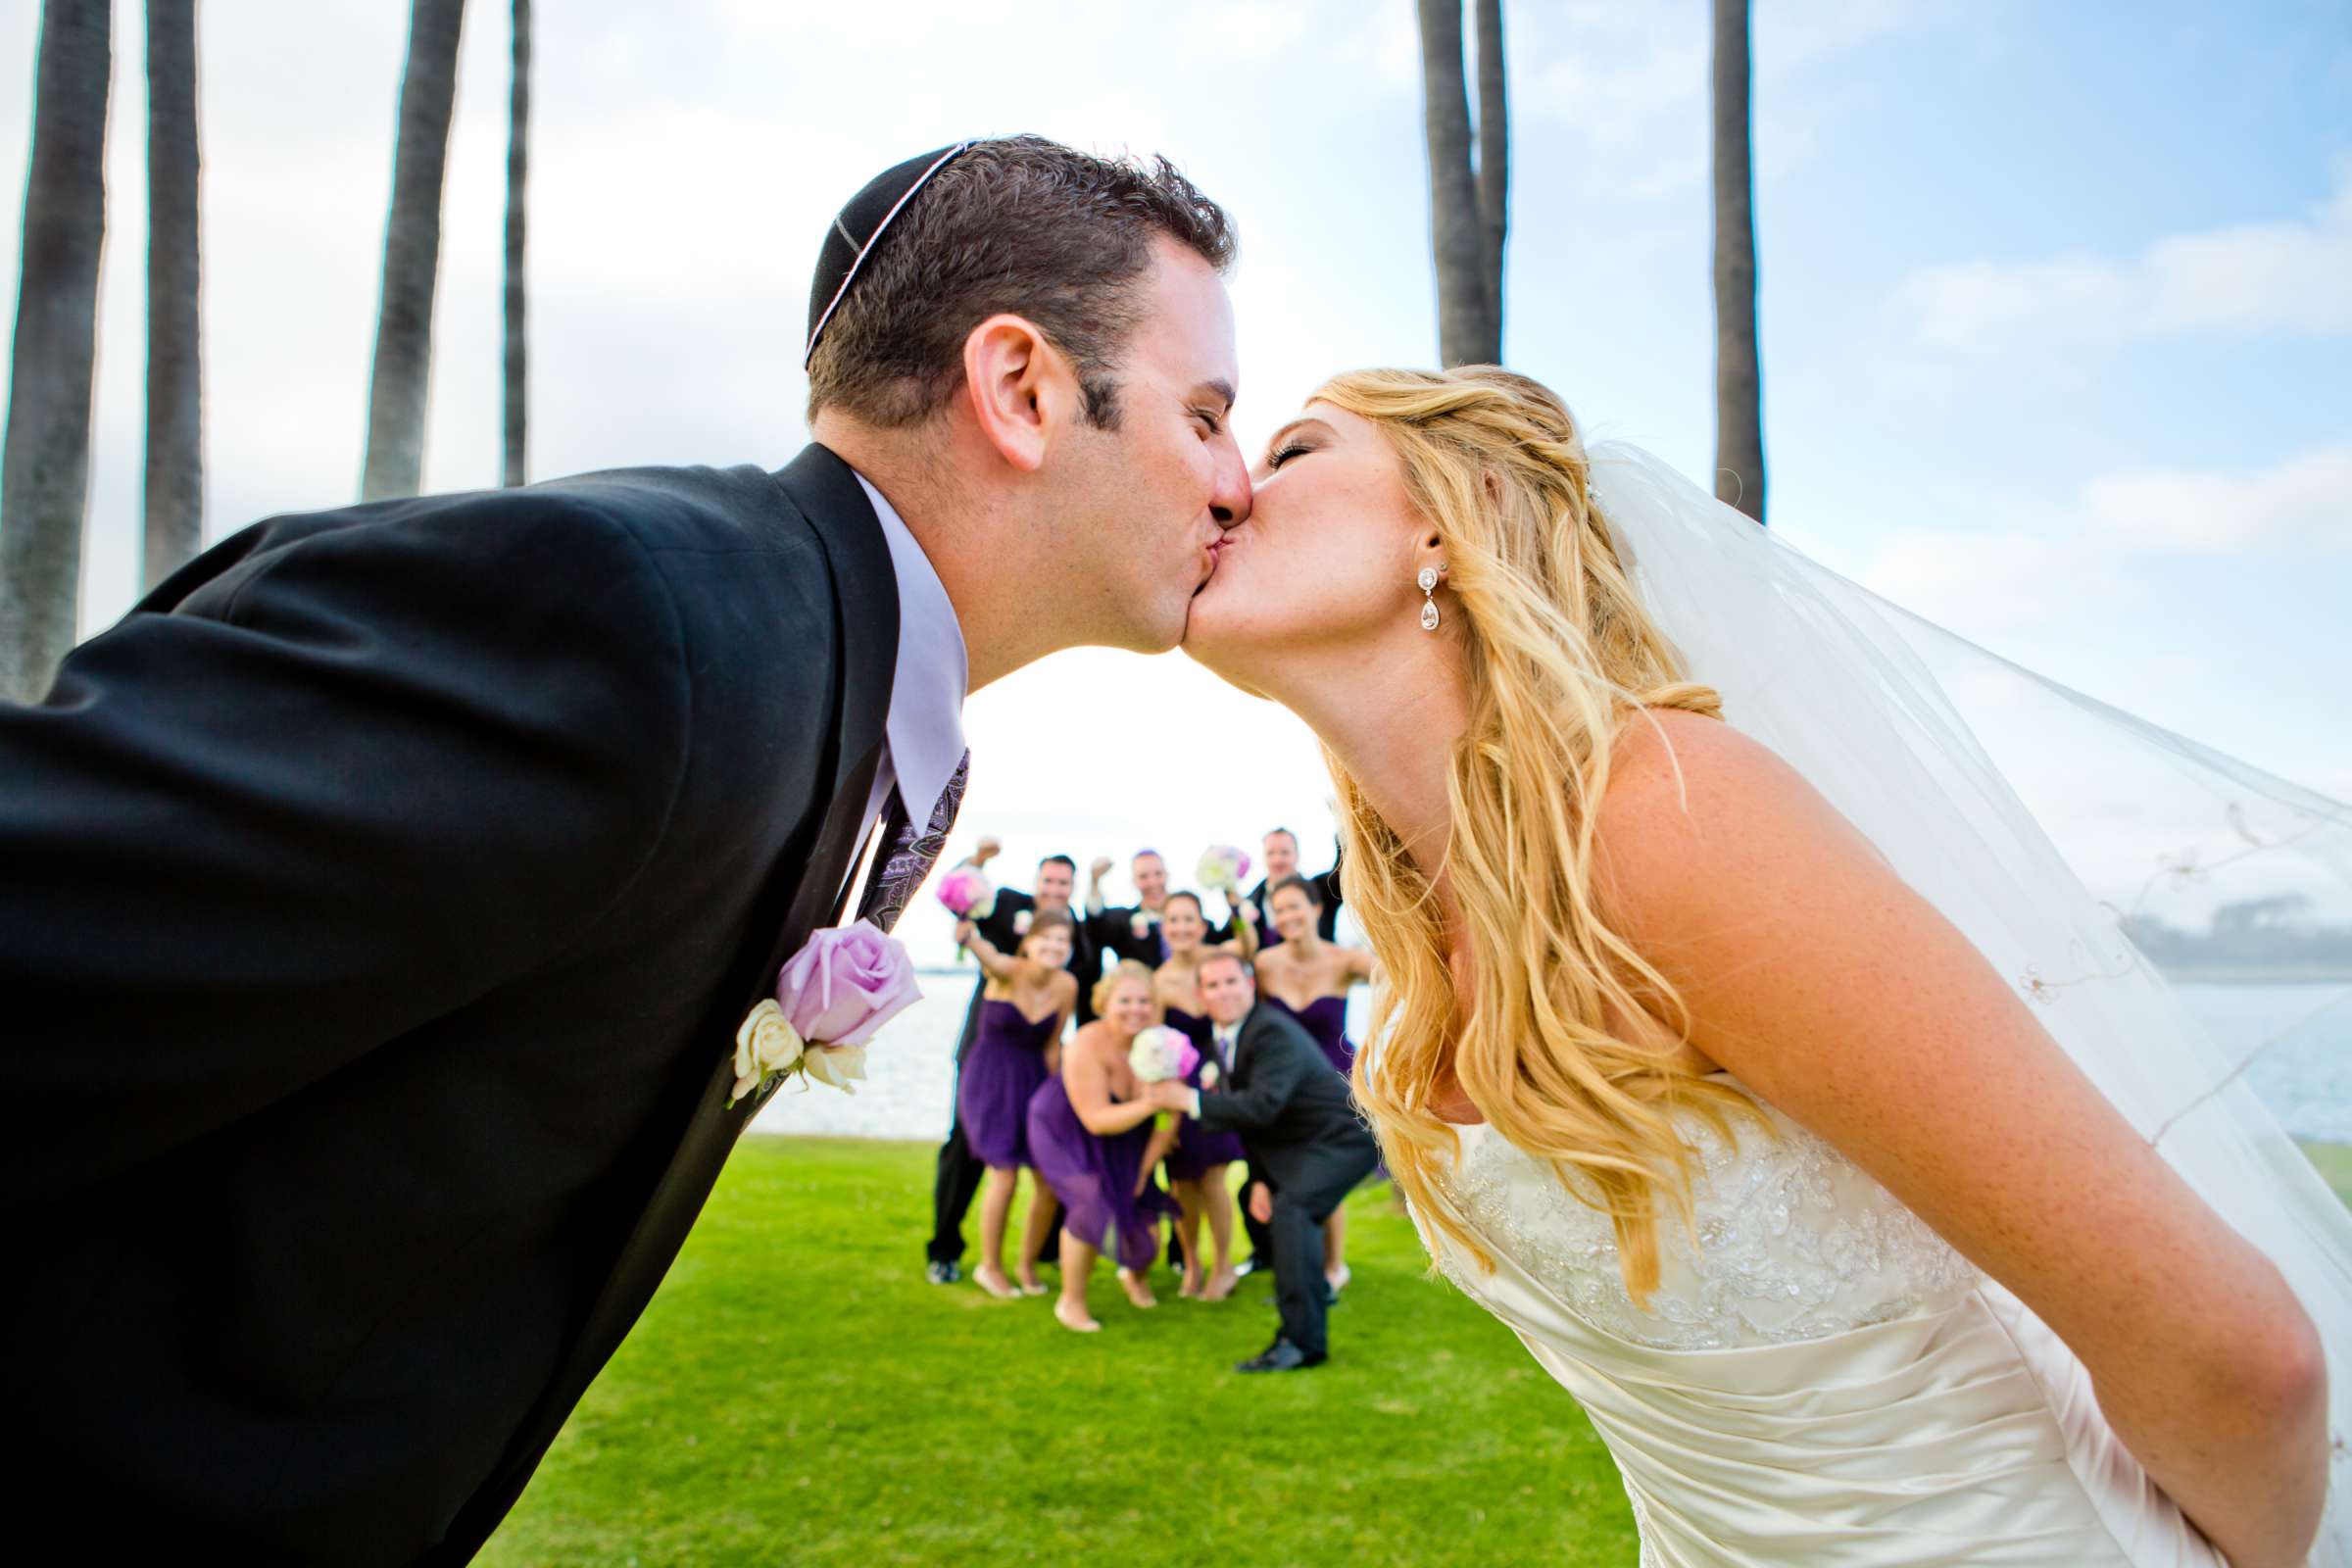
[{"x1": 1150, "y1": 949, "x2": 1378, "y2": 1371}]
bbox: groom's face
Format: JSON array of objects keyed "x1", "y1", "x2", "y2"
[{"x1": 1056, "y1": 239, "x2": 1251, "y2": 653}]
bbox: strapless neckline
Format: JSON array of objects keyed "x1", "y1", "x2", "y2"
[{"x1": 1424, "y1": 1073, "x2": 2224, "y2": 1565}]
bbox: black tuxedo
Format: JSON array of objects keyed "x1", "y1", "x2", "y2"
[
  {"x1": 1194, "y1": 1002, "x2": 1379, "y2": 1359},
  {"x1": 0, "y1": 444, "x2": 906, "y2": 1563},
  {"x1": 925, "y1": 885, "x2": 1089, "y2": 1266}
]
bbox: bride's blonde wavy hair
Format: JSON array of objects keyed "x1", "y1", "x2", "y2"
[{"x1": 1320, "y1": 365, "x2": 1765, "y2": 1304}]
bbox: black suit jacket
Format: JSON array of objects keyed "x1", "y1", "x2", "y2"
[
  {"x1": 0, "y1": 444, "x2": 898, "y2": 1563},
  {"x1": 1193, "y1": 1002, "x2": 1375, "y2": 1193}
]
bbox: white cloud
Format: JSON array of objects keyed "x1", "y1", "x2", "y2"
[
  {"x1": 1848, "y1": 440, "x2": 2352, "y2": 643},
  {"x1": 1857, "y1": 525, "x2": 2110, "y2": 633},
  {"x1": 1885, "y1": 168, "x2": 2352, "y2": 354},
  {"x1": 2083, "y1": 443, "x2": 2352, "y2": 556}
]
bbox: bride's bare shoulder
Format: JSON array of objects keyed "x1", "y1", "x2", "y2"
[
  {"x1": 1598, "y1": 708, "x2": 1811, "y2": 831},
  {"x1": 1590, "y1": 708, "x2": 1861, "y2": 926}
]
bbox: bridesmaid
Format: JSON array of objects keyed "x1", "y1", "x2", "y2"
[
  {"x1": 954, "y1": 909, "x2": 1078, "y2": 1299},
  {"x1": 1025, "y1": 961, "x2": 1183, "y2": 1333},
  {"x1": 1152, "y1": 889, "x2": 1256, "y2": 1300},
  {"x1": 1251, "y1": 874, "x2": 1375, "y2": 1294}
]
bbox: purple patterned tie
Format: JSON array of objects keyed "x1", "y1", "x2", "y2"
[{"x1": 858, "y1": 749, "x2": 968, "y2": 933}]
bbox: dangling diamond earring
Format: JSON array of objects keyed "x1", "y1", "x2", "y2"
[{"x1": 1417, "y1": 565, "x2": 1444, "y2": 631}]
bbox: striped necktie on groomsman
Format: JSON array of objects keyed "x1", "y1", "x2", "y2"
[{"x1": 858, "y1": 749, "x2": 969, "y2": 933}]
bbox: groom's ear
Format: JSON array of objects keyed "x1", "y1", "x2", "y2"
[{"x1": 960, "y1": 314, "x2": 1078, "y2": 475}]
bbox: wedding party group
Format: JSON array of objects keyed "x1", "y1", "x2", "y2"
[
  {"x1": 6, "y1": 130, "x2": 2349, "y2": 1567},
  {"x1": 925, "y1": 830, "x2": 1378, "y2": 1368}
]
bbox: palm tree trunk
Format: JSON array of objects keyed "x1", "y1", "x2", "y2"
[
  {"x1": 0, "y1": 0, "x2": 111, "y2": 702},
  {"x1": 1472, "y1": 0, "x2": 1508, "y2": 361},
  {"x1": 1416, "y1": 0, "x2": 1494, "y2": 368},
  {"x1": 143, "y1": 0, "x2": 204, "y2": 590},
  {"x1": 360, "y1": 0, "x2": 466, "y2": 503},
  {"x1": 1710, "y1": 0, "x2": 1766, "y2": 523},
  {"x1": 500, "y1": 0, "x2": 527, "y2": 488}
]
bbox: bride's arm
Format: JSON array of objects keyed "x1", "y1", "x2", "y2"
[{"x1": 1592, "y1": 710, "x2": 2328, "y2": 1568}]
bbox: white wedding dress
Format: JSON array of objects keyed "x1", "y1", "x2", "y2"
[
  {"x1": 1421, "y1": 1076, "x2": 2229, "y2": 1566},
  {"x1": 1383, "y1": 442, "x2": 2352, "y2": 1565}
]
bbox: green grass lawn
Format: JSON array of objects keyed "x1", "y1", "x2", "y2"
[
  {"x1": 2298, "y1": 1141, "x2": 2352, "y2": 1206},
  {"x1": 483, "y1": 1136, "x2": 1636, "y2": 1567}
]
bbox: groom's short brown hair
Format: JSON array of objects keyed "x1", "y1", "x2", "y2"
[{"x1": 806, "y1": 136, "x2": 1236, "y2": 431}]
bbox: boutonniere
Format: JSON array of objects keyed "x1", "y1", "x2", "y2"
[
  {"x1": 1131, "y1": 908, "x2": 1159, "y2": 940},
  {"x1": 731, "y1": 920, "x2": 922, "y2": 1107},
  {"x1": 1012, "y1": 909, "x2": 1033, "y2": 937}
]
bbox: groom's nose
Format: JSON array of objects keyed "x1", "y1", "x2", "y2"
[{"x1": 1207, "y1": 430, "x2": 1252, "y2": 529}]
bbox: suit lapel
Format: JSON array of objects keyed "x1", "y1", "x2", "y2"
[
  {"x1": 442, "y1": 445, "x2": 900, "y2": 1559},
  {"x1": 1234, "y1": 1006, "x2": 1265, "y2": 1087}
]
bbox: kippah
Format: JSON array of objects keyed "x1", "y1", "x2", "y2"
[{"x1": 805, "y1": 141, "x2": 974, "y2": 367}]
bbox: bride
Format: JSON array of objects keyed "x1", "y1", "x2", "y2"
[{"x1": 1181, "y1": 365, "x2": 2350, "y2": 1566}]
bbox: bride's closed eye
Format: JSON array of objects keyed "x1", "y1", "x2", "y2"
[{"x1": 1265, "y1": 442, "x2": 1311, "y2": 469}]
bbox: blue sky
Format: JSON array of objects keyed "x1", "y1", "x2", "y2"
[{"x1": 0, "y1": 0, "x2": 2342, "y2": 953}]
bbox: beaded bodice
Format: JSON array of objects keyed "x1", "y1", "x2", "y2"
[{"x1": 1432, "y1": 1079, "x2": 1980, "y2": 1351}]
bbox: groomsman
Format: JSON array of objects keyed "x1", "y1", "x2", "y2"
[
  {"x1": 924, "y1": 842, "x2": 1091, "y2": 1284},
  {"x1": 1246, "y1": 828, "x2": 1344, "y2": 949},
  {"x1": 1152, "y1": 951, "x2": 1378, "y2": 1372},
  {"x1": 1088, "y1": 848, "x2": 1174, "y2": 963}
]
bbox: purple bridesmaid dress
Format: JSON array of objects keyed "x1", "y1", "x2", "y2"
[
  {"x1": 1024, "y1": 1070, "x2": 1179, "y2": 1272},
  {"x1": 958, "y1": 999, "x2": 1058, "y2": 1168},
  {"x1": 1264, "y1": 992, "x2": 1353, "y2": 1076}
]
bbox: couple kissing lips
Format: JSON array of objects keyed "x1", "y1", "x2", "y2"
[{"x1": 1193, "y1": 526, "x2": 1239, "y2": 598}]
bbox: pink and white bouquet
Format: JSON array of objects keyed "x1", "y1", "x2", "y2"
[
  {"x1": 1196, "y1": 844, "x2": 1250, "y2": 896},
  {"x1": 933, "y1": 864, "x2": 996, "y2": 922},
  {"x1": 1128, "y1": 1024, "x2": 1200, "y2": 1085},
  {"x1": 731, "y1": 920, "x2": 922, "y2": 1105}
]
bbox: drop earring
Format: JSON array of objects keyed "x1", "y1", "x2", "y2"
[{"x1": 1417, "y1": 564, "x2": 1445, "y2": 631}]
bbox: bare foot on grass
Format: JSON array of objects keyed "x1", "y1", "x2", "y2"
[
  {"x1": 971, "y1": 1264, "x2": 1017, "y2": 1300},
  {"x1": 1200, "y1": 1265, "x2": 1240, "y2": 1302},
  {"x1": 1054, "y1": 1298, "x2": 1102, "y2": 1334},
  {"x1": 1115, "y1": 1267, "x2": 1157, "y2": 1309}
]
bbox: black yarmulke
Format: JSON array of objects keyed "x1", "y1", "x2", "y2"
[{"x1": 806, "y1": 141, "x2": 974, "y2": 366}]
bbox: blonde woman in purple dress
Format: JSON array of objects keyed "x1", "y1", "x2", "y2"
[
  {"x1": 954, "y1": 908, "x2": 1077, "y2": 1299},
  {"x1": 1025, "y1": 961, "x2": 1183, "y2": 1333}
]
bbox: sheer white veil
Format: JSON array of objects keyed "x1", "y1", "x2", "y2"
[{"x1": 1586, "y1": 441, "x2": 2352, "y2": 1560}]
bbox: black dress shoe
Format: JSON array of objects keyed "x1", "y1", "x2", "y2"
[
  {"x1": 1234, "y1": 1339, "x2": 1326, "y2": 1373},
  {"x1": 924, "y1": 1260, "x2": 961, "y2": 1286}
]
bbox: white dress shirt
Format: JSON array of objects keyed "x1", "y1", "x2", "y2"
[{"x1": 852, "y1": 471, "x2": 968, "y2": 833}]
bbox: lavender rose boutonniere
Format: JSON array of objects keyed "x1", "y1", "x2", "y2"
[{"x1": 731, "y1": 920, "x2": 922, "y2": 1105}]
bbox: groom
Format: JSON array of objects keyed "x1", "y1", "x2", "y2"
[
  {"x1": 0, "y1": 136, "x2": 1248, "y2": 1562},
  {"x1": 1154, "y1": 950, "x2": 1380, "y2": 1371}
]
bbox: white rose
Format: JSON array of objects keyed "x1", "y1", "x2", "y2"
[
  {"x1": 732, "y1": 1000, "x2": 805, "y2": 1103},
  {"x1": 801, "y1": 1042, "x2": 868, "y2": 1094},
  {"x1": 1012, "y1": 909, "x2": 1033, "y2": 936},
  {"x1": 1200, "y1": 1062, "x2": 1221, "y2": 1090}
]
